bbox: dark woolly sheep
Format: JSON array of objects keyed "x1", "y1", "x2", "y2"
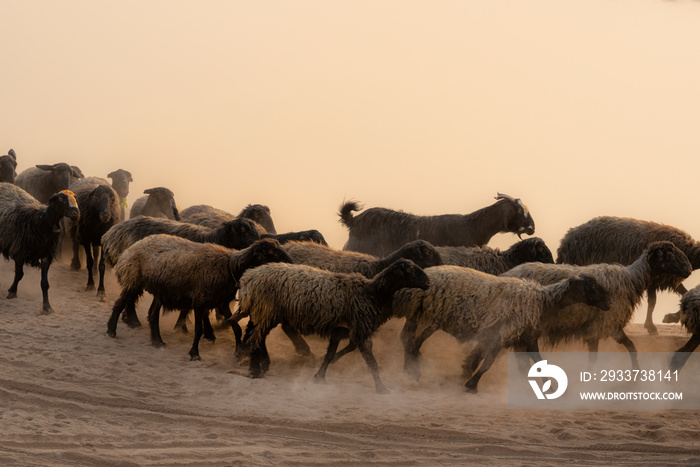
[
  {"x1": 240, "y1": 259, "x2": 430, "y2": 393},
  {"x1": 100, "y1": 215, "x2": 260, "y2": 327},
  {"x1": 15, "y1": 163, "x2": 84, "y2": 203},
  {"x1": 501, "y1": 241, "x2": 692, "y2": 370},
  {"x1": 557, "y1": 216, "x2": 700, "y2": 335},
  {"x1": 261, "y1": 229, "x2": 328, "y2": 246},
  {"x1": 107, "y1": 169, "x2": 133, "y2": 221},
  {"x1": 67, "y1": 180, "x2": 121, "y2": 298},
  {"x1": 129, "y1": 187, "x2": 180, "y2": 220},
  {"x1": 0, "y1": 149, "x2": 17, "y2": 183},
  {"x1": 339, "y1": 193, "x2": 536, "y2": 257},
  {"x1": 394, "y1": 266, "x2": 611, "y2": 392},
  {"x1": 231, "y1": 239, "x2": 442, "y2": 358},
  {"x1": 670, "y1": 285, "x2": 700, "y2": 371},
  {"x1": 436, "y1": 237, "x2": 554, "y2": 274},
  {"x1": 0, "y1": 183, "x2": 79, "y2": 313},
  {"x1": 107, "y1": 236, "x2": 293, "y2": 361},
  {"x1": 181, "y1": 204, "x2": 276, "y2": 234}
]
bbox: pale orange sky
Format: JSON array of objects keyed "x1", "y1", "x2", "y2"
[{"x1": 3, "y1": 0, "x2": 700, "y2": 318}]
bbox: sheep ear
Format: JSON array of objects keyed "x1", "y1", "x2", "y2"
[
  {"x1": 36, "y1": 164, "x2": 54, "y2": 171},
  {"x1": 144, "y1": 188, "x2": 156, "y2": 195},
  {"x1": 7, "y1": 149, "x2": 16, "y2": 160}
]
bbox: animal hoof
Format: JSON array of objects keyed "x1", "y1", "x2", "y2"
[
  {"x1": 663, "y1": 313, "x2": 680, "y2": 324},
  {"x1": 465, "y1": 382, "x2": 479, "y2": 394},
  {"x1": 189, "y1": 354, "x2": 201, "y2": 361},
  {"x1": 205, "y1": 337, "x2": 216, "y2": 344},
  {"x1": 123, "y1": 317, "x2": 142, "y2": 329},
  {"x1": 375, "y1": 385, "x2": 390, "y2": 395},
  {"x1": 313, "y1": 374, "x2": 326, "y2": 384},
  {"x1": 41, "y1": 307, "x2": 53, "y2": 315},
  {"x1": 71, "y1": 260, "x2": 81, "y2": 270},
  {"x1": 97, "y1": 291, "x2": 106, "y2": 302},
  {"x1": 7, "y1": 292, "x2": 17, "y2": 299},
  {"x1": 248, "y1": 370, "x2": 264, "y2": 379},
  {"x1": 85, "y1": 284, "x2": 95, "y2": 292},
  {"x1": 106, "y1": 329, "x2": 116, "y2": 338},
  {"x1": 152, "y1": 341, "x2": 167, "y2": 348},
  {"x1": 644, "y1": 323, "x2": 658, "y2": 335}
]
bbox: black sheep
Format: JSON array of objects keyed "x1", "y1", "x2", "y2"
[
  {"x1": 0, "y1": 183, "x2": 80, "y2": 313},
  {"x1": 69, "y1": 182, "x2": 121, "y2": 298}
]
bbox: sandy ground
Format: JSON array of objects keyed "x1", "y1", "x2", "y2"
[{"x1": 1, "y1": 257, "x2": 699, "y2": 466}]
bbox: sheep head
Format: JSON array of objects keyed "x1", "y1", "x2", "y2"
[
  {"x1": 48, "y1": 190, "x2": 80, "y2": 229},
  {"x1": 239, "y1": 204, "x2": 276, "y2": 235},
  {"x1": 646, "y1": 241, "x2": 692, "y2": 288},
  {"x1": 220, "y1": 218, "x2": 261, "y2": 250}
]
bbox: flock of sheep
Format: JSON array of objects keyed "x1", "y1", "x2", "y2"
[{"x1": 2, "y1": 148, "x2": 700, "y2": 394}]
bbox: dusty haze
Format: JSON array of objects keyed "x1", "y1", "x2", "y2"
[
  {"x1": 5, "y1": 0, "x2": 700, "y2": 319},
  {"x1": 2, "y1": 1, "x2": 700, "y2": 463}
]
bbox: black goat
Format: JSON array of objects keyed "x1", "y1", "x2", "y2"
[{"x1": 339, "y1": 193, "x2": 535, "y2": 257}]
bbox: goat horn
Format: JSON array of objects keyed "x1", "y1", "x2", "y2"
[{"x1": 495, "y1": 192, "x2": 516, "y2": 202}]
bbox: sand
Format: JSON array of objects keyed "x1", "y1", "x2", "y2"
[{"x1": 0, "y1": 257, "x2": 699, "y2": 466}]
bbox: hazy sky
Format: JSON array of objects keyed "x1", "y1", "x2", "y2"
[{"x1": 3, "y1": 0, "x2": 700, "y2": 317}]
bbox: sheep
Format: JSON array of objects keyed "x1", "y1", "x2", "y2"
[
  {"x1": 0, "y1": 149, "x2": 17, "y2": 183},
  {"x1": 107, "y1": 169, "x2": 133, "y2": 221},
  {"x1": 670, "y1": 285, "x2": 700, "y2": 371},
  {"x1": 556, "y1": 216, "x2": 700, "y2": 335},
  {"x1": 500, "y1": 241, "x2": 692, "y2": 370},
  {"x1": 393, "y1": 266, "x2": 611, "y2": 393},
  {"x1": 106, "y1": 236, "x2": 293, "y2": 361},
  {"x1": 284, "y1": 239, "x2": 443, "y2": 277},
  {"x1": 181, "y1": 204, "x2": 276, "y2": 234},
  {"x1": 129, "y1": 187, "x2": 180, "y2": 220},
  {"x1": 0, "y1": 183, "x2": 79, "y2": 313},
  {"x1": 339, "y1": 193, "x2": 536, "y2": 257},
  {"x1": 240, "y1": 259, "x2": 430, "y2": 393},
  {"x1": 100, "y1": 215, "x2": 261, "y2": 327},
  {"x1": 435, "y1": 237, "x2": 554, "y2": 273},
  {"x1": 231, "y1": 239, "x2": 443, "y2": 358},
  {"x1": 15, "y1": 163, "x2": 84, "y2": 203},
  {"x1": 67, "y1": 180, "x2": 121, "y2": 297},
  {"x1": 261, "y1": 229, "x2": 328, "y2": 246}
]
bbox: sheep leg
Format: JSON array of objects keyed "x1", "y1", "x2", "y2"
[
  {"x1": 281, "y1": 321, "x2": 313, "y2": 357},
  {"x1": 7, "y1": 260, "x2": 24, "y2": 299},
  {"x1": 147, "y1": 297, "x2": 165, "y2": 347},
  {"x1": 107, "y1": 297, "x2": 127, "y2": 337},
  {"x1": 96, "y1": 247, "x2": 107, "y2": 302},
  {"x1": 462, "y1": 342, "x2": 486, "y2": 379},
  {"x1": 188, "y1": 307, "x2": 207, "y2": 361},
  {"x1": 465, "y1": 338, "x2": 502, "y2": 394},
  {"x1": 331, "y1": 341, "x2": 358, "y2": 363},
  {"x1": 585, "y1": 338, "x2": 599, "y2": 370},
  {"x1": 39, "y1": 258, "x2": 53, "y2": 314},
  {"x1": 314, "y1": 327, "x2": 348, "y2": 383},
  {"x1": 670, "y1": 333, "x2": 700, "y2": 371},
  {"x1": 84, "y1": 243, "x2": 96, "y2": 291},
  {"x1": 174, "y1": 310, "x2": 189, "y2": 334},
  {"x1": 357, "y1": 338, "x2": 389, "y2": 394},
  {"x1": 611, "y1": 329, "x2": 640, "y2": 370},
  {"x1": 401, "y1": 321, "x2": 437, "y2": 381},
  {"x1": 70, "y1": 225, "x2": 80, "y2": 270},
  {"x1": 107, "y1": 290, "x2": 140, "y2": 337},
  {"x1": 644, "y1": 288, "x2": 659, "y2": 335},
  {"x1": 121, "y1": 299, "x2": 142, "y2": 328},
  {"x1": 663, "y1": 284, "x2": 687, "y2": 324},
  {"x1": 248, "y1": 323, "x2": 273, "y2": 378}
]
